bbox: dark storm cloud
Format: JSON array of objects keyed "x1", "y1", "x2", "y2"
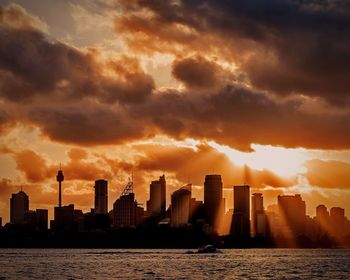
[
  {"x1": 29, "y1": 102, "x2": 147, "y2": 145},
  {"x1": 129, "y1": 84, "x2": 350, "y2": 150},
  {"x1": 0, "y1": 4, "x2": 154, "y2": 103},
  {"x1": 0, "y1": 3, "x2": 350, "y2": 150},
  {"x1": 117, "y1": 0, "x2": 350, "y2": 105},
  {"x1": 172, "y1": 56, "x2": 224, "y2": 89}
]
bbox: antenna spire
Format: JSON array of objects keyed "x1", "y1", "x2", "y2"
[{"x1": 120, "y1": 173, "x2": 134, "y2": 197}]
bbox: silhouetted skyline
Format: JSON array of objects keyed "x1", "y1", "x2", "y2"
[
  {"x1": 1, "y1": 167, "x2": 349, "y2": 248},
  {"x1": 1, "y1": 1, "x2": 350, "y2": 237}
]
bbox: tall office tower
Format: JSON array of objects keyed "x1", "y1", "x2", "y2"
[
  {"x1": 24, "y1": 209, "x2": 48, "y2": 230},
  {"x1": 147, "y1": 180, "x2": 162, "y2": 216},
  {"x1": 330, "y1": 207, "x2": 345, "y2": 238},
  {"x1": 315, "y1": 204, "x2": 330, "y2": 235},
  {"x1": 10, "y1": 190, "x2": 29, "y2": 224},
  {"x1": 171, "y1": 186, "x2": 191, "y2": 227},
  {"x1": 278, "y1": 194, "x2": 306, "y2": 236},
  {"x1": 159, "y1": 174, "x2": 166, "y2": 217},
  {"x1": 0, "y1": 217, "x2": 2, "y2": 227},
  {"x1": 94, "y1": 179, "x2": 108, "y2": 214},
  {"x1": 251, "y1": 193, "x2": 266, "y2": 237},
  {"x1": 56, "y1": 168, "x2": 64, "y2": 207},
  {"x1": 147, "y1": 175, "x2": 166, "y2": 217},
  {"x1": 316, "y1": 204, "x2": 329, "y2": 220},
  {"x1": 113, "y1": 193, "x2": 138, "y2": 228},
  {"x1": 116, "y1": 177, "x2": 144, "y2": 227},
  {"x1": 330, "y1": 207, "x2": 345, "y2": 221},
  {"x1": 232, "y1": 185, "x2": 250, "y2": 238},
  {"x1": 52, "y1": 204, "x2": 75, "y2": 231},
  {"x1": 204, "y1": 175, "x2": 223, "y2": 230}
]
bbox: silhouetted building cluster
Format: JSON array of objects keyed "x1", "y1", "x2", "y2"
[{"x1": 1, "y1": 168, "x2": 350, "y2": 248}]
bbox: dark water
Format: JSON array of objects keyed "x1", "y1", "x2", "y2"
[{"x1": 0, "y1": 249, "x2": 349, "y2": 279}]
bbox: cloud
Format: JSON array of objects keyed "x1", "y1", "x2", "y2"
[
  {"x1": 116, "y1": 0, "x2": 350, "y2": 105},
  {"x1": 0, "y1": 4, "x2": 154, "y2": 104},
  {"x1": 15, "y1": 150, "x2": 51, "y2": 183},
  {"x1": 305, "y1": 159, "x2": 350, "y2": 188},
  {"x1": 0, "y1": 3, "x2": 48, "y2": 32},
  {"x1": 0, "y1": 2, "x2": 349, "y2": 152},
  {"x1": 172, "y1": 56, "x2": 230, "y2": 89},
  {"x1": 132, "y1": 143, "x2": 295, "y2": 189}
]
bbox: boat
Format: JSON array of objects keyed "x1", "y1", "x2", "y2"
[{"x1": 197, "y1": 244, "x2": 217, "y2": 253}]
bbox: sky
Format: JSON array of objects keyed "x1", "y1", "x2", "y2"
[{"x1": 0, "y1": 0, "x2": 350, "y2": 223}]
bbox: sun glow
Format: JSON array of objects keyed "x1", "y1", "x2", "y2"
[{"x1": 209, "y1": 142, "x2": 309, "y2": 178}]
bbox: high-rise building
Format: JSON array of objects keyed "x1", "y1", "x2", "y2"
[
  {"x1": 232, "y1": 185, "x2": 250, "y2": 238},
  {"x1": 113, "y1": 193, "x2": 138, "y2": 228},
  {"x1": 147, "y1": 175, "x2": 166, "y2": 217},
  {"x1": 315, "y1": 204, "x2": 330, "y2": 236},
  {"x1": 278, "y1": 194, "x2": 306, "y2": 236},
  {"x1": 10, "y1": 191, "x2": 29, "y2": 224},
  {"x1": 94, "y1": 179, "x2": 108, "y2": 214},
  {"x1": 113, "y1": 178, "x2": 144, "y2": 228},
  {"x1": 171, "y1": 185, "x2": 191, "y2": 227},
  {"x1": 24, "y1": 209, "x2": 48, "y2": 230},
  {"x1": 52, "y1": 204, "x2": 75, "y2": 231},
  {"x1": 204, "y1": 175, "x2": 223, "y2": 230},
  {"x1": 330, "y1": 207, "x2": 345, "y2": 222},
  {"x1": 251, "y1": 193, "x2": 266, "y2": 237},
  {"x1": 56, "y1": 168, "x2": 64, "y2": 207},
  {"x1": 159, "y1": 175, "x2": 166, "y2": 217},
  {"x1": 330, "y1": 207, "x2": 345, "y2": 237},
  {"x1": 316, "y1": 205, "x2": 329, "y2": 221},
  {"x1": 0, "y1": 217, "x2": 2, "y2": 227},
  {"x1": 190, "y1": 198, "x2": 205, "y2": 223}
]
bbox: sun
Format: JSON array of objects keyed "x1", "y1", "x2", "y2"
[{"x1": 209, "y1": 142, "x2": 309, "y2": 178}]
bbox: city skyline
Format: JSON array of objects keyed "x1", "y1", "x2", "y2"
[
  {"x1": 1, "y1": 163, "x2": 350, "y2": 225},
  {"x1": 0, "y1": 1, "x2": 350, "y2": 278},
  {"x1": 2, "y1": 167, "x2": 350, "y2": 226},
  {"x1": 1, "y1": 167, "x2": 349, "y2": 248},
  {"x1": 0, "y1": 1, "x2": 350, "y2": 238}
]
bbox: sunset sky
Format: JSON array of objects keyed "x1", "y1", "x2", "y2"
[{"x1": 0, "y1": 0, "x2": 350, "y2": 223}]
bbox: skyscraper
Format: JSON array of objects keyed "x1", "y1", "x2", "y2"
[
  {"x1": 147, "y1": 180, "x2": 162, "y2": 216},
  {"x1": 159, "y1": 174, "x2": 166, "y2": 217},
  {"x1": 94, "y1": 179, "x2": 108, "y2": 214},
  {"x1": 251, "y1": 193, "x2": 266, "y2": 237},
  {"x1": 204, "y1": 175, "x2": 223, "y2": 230},
  {"x1": 10, "y1": 190, "x2": 29, "y2": 224},
  {"x1": 52, "y1": 204, "x2": 75, "y2": 231},
  {"x1": 171, "y1": 185, "x2": 191, "y2": 227},
  {"x1": 330, "y1": 207, "x2": 345, "y2": 238},
  {"x1": 56, "y1": 167, "x2": 64, "y2": 207},
  {"x1": 315, "y1": 204, "x2": 330, "y2": 238},
  {"x1": 147, "y1": 175, "x2": 166, "y2": 218},
  {"x1": 278, "y1": 194, "x2": 306, "y2": 236},
  {"x1": 24, "y1": 209, "x2": 48, "y2": 230},
  {"x1": 232, "y1": 185, "x2": 250, "y2": 238},
  {"x1": 113, "y1": 193, "x2": 138, "y2": 228}
]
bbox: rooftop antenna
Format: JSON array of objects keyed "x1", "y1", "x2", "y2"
[{"x1": 120, "y1": 171, "x2": 134, "y2": 197}]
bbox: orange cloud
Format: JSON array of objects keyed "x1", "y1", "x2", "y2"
[{"x1": 305, "y1": 159, "x2": 350, "y2": 188}]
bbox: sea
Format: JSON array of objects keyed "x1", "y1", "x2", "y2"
[{"x1": 0, "y1": 249, "x2": 349, "y2": 279}]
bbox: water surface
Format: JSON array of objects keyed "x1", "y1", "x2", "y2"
[{"x1": 0, "y1": 249, "x2": 349, "y2": 279}]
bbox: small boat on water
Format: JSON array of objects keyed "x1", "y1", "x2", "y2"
[
  {"x1": 186, "y1": 244, "x2": 218, "y2": 254},
  {"x1": 197, "y1": 244, "x2": 217, "y2": 253}
]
